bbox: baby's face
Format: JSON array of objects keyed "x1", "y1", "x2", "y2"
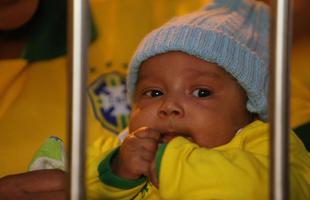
[{"x1": 130, "y1": 52, "x2": 253, "y2": 148}]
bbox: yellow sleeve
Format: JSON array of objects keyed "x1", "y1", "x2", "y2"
[
  {"x1": 86, "y1": 135, "x2": 160, "y2": 200},
  {"x1": 156, "y1": 121, "x2": 310, "y2": 200},
  {"x1": 86, "y1": 134, "x2": 125, "y2": 200},
  {"x1": 157, "y1": 138, "x2": 269, "y2": 199}
]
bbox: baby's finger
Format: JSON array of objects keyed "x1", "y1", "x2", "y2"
[
  {"x1": 131, "y1": 158, "x2": 152, "y2": 177},
  {"x1": 140, "y1": 149, "x2": 156, "y2": 162},
  {"x1": 134, "y1": 127, "x2": 161, "y2": 141},
  {"x1": 138, "y1": 137, "x2": 159, "y2": 153}
]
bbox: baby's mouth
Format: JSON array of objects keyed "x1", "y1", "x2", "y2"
[{"x1": 160, "y1": 132, "x2": 193, "y2": 143}]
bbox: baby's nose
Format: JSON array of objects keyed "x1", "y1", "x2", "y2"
[{"x1": 158, "y1": 97, "x2": 184, "y2": 118}]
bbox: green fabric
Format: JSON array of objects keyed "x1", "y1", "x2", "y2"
[
  {"x1": 31, "y1": 136, "x2": 63, "y2": 161},
  {"x1": 98, "y1": 147, "x2": 147, "y2": 189},
  {"x1": 155, "y1": 143, "x2": 167, "y2": 180},
  {"x1": 28, "y1": 136, "x2": 64, "y2": 170},
  {"x1": 21, "y1": 0, "x2": 97, "y2": 61},
  {"x1": 28, "y1": 136, "x2": 65, "y2": 171},
  {"x1": 294, "y1": 122, "x2": 310, "y2": 151}
]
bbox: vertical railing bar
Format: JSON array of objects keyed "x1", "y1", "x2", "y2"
[
  {"x1": 269, "y1": 0, "x2": 292, "y2": 199},
  {"x1": 67, "y1": 0, "x2": 90, "y2": 199}
]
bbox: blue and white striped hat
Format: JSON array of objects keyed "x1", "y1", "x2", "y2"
[{"x1": 127, "y1": 0, "x2": 270, "y2": 121}]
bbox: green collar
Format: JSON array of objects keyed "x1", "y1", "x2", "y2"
[{"x1": 21, "y1": 0, "x2": 97, "y2": 61}]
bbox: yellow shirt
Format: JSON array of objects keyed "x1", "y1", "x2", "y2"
[{"x1": 88, "y1": 121, "x2": 310, "y2": 200}]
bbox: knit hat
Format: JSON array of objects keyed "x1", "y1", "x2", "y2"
[{"x1": 127, "y1": 0, "x2": 270, "y2": 121}]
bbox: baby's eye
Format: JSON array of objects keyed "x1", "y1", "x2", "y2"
[
  {"x1": 192, "y1": 88, "x2": 212, "y2": 98},
  {"x1": 144, "y1": 89, "x2": 163, "y2": 97}
]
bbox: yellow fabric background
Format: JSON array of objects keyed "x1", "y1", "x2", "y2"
[
  {"x1": 0, "y1": 58, "x2": 69, "y2": 176},
  {"x1": 0, "y1": 0, "x2": 210, "y2": 177},
  {"x1": 290, "y1": 38, "x2": 310, "y2": 127}
]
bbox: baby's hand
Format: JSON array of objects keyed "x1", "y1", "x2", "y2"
[{"x1": 111, "y1": 127, "x2": 161, "y2": 180}]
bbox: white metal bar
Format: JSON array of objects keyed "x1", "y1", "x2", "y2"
[
  {"x1": 67, "y1": 0, "x2": 90, "y2": 199},
  {"x1": 269, "y1": 0, "x2": 292, "y2": 199}
]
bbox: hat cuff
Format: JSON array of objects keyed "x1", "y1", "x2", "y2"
[{"x1": 128, "y1": 25, "x2": 268, "y2": 120}]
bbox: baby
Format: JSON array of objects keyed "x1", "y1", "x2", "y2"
[{"x1": 91, "y1": 0, "x2": 310, "y2": 199}]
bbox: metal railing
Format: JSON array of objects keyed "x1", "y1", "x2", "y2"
[
  {"x1": 67, "y1": 0, "x2": 90, "y2": 199},
  {"x1": 269, "y1": 0, "x2": 292, "y2": 199}
]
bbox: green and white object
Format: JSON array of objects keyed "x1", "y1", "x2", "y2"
[{"x1": 29, "y1": 136, "x2": 66, "y2": 171}]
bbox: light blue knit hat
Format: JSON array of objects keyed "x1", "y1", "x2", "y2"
[{"x1": 127, "y1": 0, "x2": 270, "y2": 121}]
